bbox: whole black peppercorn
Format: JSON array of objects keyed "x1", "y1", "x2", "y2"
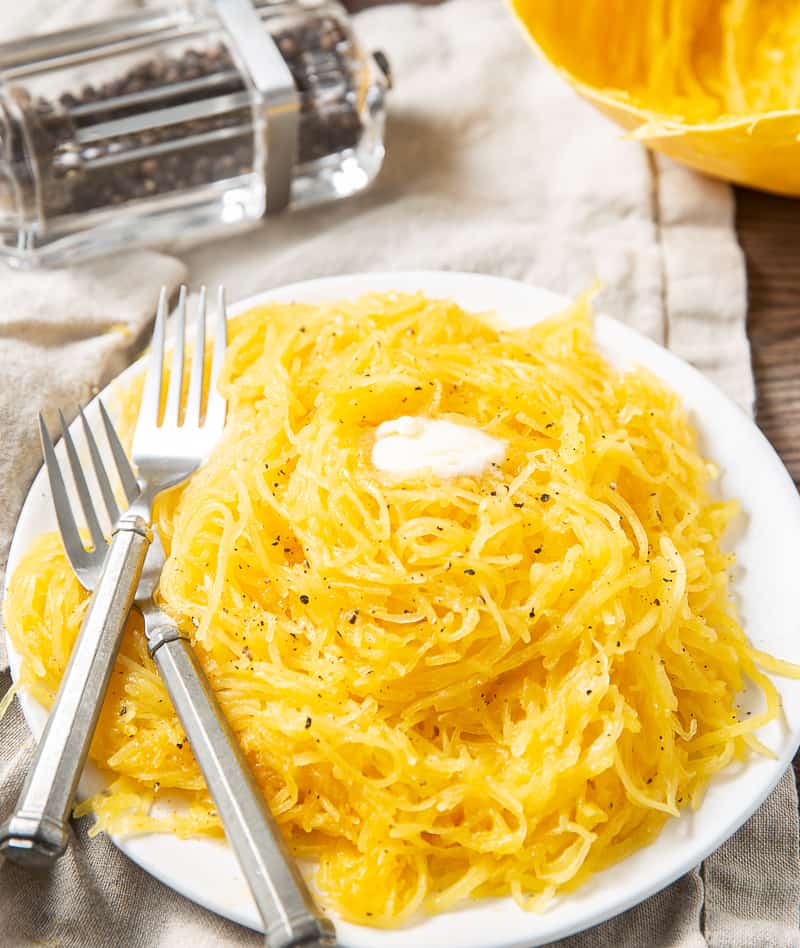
[{"x1": 20, "y1": 15, "x2": 365, "y2": 220}]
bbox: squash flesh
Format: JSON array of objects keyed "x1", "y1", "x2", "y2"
[{"x1": 511, "y1": 0, "x2": 800, "y2": 194}]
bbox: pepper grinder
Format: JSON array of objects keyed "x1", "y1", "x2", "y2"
[{"x1": 0, "y1": 0, "x2": 390, "y2": 266}]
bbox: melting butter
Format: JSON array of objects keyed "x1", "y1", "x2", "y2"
[{"x1": 372, "y1": 416, "x2": 506, "y2": 478}]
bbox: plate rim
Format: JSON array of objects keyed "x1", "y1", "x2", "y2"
[{"x1": 5, "y1": 269, "x2": 800, "y2": 947}]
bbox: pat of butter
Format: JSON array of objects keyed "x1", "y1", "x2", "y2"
[{"x1": 372, "y1": 416, "x2": 506, "y2": 478}]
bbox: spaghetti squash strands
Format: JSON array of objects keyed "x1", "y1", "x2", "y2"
[
  {"x1": 511, "y1": 0, "x2": 800, "y2": 195},
  {"x1": 5, "y1": 291, "x2": 799, "y2": 925}
]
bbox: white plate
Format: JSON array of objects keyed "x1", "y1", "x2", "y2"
[{"x1": 6, "y1": 271, "x2": 800, "y2": 948}]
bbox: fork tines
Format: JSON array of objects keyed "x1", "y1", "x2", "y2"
[
  {"x1": 40, "y1": 283, "x2": 227, "y2": 579},
  {"x1": 140, "y1": 284, "x2": 227, "y2": 432},
  {"x1": 39, "y1": 401, "x2": 138, "y2": 575}
]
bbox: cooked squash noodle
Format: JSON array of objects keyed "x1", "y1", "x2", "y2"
[
  {"x1": 511, "y1": 1, "x2": 800, "y2": 196},
  {"x1": 515, "y1": 0, "x2": 800, "y2": 120},
  {"x1": 5, "y1": 291, "x2": 799, "y2": 925}
]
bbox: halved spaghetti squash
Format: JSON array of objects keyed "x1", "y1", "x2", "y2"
[{"x1": 511, "y1": 0, "x2": 800, "y2": 194}]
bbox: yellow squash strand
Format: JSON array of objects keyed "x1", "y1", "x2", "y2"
[
  {"x1": 514, "y1": 0, "x2": 800, "y2": 119},
  {"x1": 5, "y1": 291, "x2": 799, "y2": 925},
  {"x1": 511, "y1": 0, "x2": 800, "y2": 195}
]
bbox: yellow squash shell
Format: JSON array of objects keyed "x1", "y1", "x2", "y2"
[{"x1": 510, "y1": 0, "x2": 800, "y2": 195}]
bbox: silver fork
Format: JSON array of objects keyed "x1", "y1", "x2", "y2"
[
  {"x1": 0, "y1": 285, "x2": 216, "y2": 865},
  {"x1": 0, "y1": 400, "x2": 142, "y2": 862},
  {"x1": 1, "y1": 287, "x2": 335, "y2": 947}
]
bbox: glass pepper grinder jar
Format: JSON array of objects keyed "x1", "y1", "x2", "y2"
[{"x1": 0, "y1": 0, "x2": 391, "y2": 267}]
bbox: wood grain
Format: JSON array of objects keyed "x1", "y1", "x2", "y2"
[
  {"x1": 736, "y1": 188, "x2": 800, "y2": 485},
  {"x1": 735, "y1": 190, "x2": 800, "y2": 782}
]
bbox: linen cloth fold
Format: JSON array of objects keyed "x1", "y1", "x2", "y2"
[{"x1": 0, "y1": 1, "x2": 797, "y2": 945}]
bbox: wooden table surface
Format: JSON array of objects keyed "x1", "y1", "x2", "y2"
[
  {"x1": 737, "y1": 189, "x2": 800, "y2": 485},
  {"x1": 735, "y1": 191, "x2": 800, "y2": 788}
]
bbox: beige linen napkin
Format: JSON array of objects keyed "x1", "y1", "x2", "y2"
[{"x1": 0, "y1": 1, "x2": 797, "y2": 945}]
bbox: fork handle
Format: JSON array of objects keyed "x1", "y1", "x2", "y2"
[
  {"x1": 0, "y1": 519, "x2": 150, "y2": 867},
  {"x1": 150, "y1": 632, "x2": 336, "y2": 948}
]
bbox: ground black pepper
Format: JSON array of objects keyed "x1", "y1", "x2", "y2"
[{"x1": 15, "y1": 15, "x2": 363, "y2": 220}]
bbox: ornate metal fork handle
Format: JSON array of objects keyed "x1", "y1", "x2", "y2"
[
  {"x1": 0, "y1": 519, "x2": 149, "y2": 864},
  {"x1": 0, "y1": 285, "x2": 336, "y2": 948}
]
